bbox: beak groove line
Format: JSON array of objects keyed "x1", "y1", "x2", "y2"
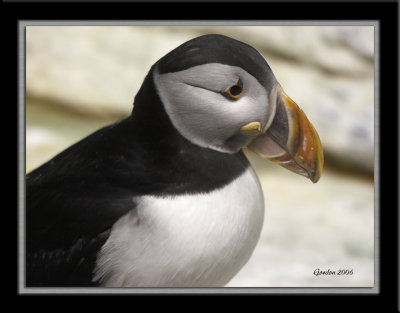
[{"x1": 247, "y1": 84, "x2": 324, "y2": 183}]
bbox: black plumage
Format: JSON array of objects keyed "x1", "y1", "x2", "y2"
[
  {"x1": 25, "y1": 33, "x2": 325, "y2": 287},
  {"x1": 26, "y1": 60, "x2": 250, "y2": 286},
  {"x1": 158, "y1": 34, "x2": 276, "y2": 92}
]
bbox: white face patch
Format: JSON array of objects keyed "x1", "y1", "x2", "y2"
[{"x1": 153, "y1": 63, "x2": 272, "y2": 153}]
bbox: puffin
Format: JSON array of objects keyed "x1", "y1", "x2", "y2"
[{"x1": 26, "y1": 34, "x2": 323, "y2": 287}]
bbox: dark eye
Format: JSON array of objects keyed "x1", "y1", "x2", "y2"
[{"x1": 224, "y1": 79, "x2": 243, "y2": 99}]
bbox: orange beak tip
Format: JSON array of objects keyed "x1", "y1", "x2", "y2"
[{"x1": 247, "y1": 84, "x2": 324, "y2": 184}]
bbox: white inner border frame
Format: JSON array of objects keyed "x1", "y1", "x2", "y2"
[{"x1": 18, "y1": 20, "x2": 379, "y2": 295}]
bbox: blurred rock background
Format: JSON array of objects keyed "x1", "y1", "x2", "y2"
[{"x1": 25, "y1": 26, "x2": 375, "y2": 287}]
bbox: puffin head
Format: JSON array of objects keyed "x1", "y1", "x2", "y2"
[{"x1": 150, "y1": 34, "x2": 323, "y2": 183}]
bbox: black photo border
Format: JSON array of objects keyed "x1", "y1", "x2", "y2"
[{"x1": 5, "y1": 0, "x2": 398, "y2": 311}]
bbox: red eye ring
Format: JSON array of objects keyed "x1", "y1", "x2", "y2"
[{"x1": 224, "y1": 80, "x2": 243, "y2": 99}]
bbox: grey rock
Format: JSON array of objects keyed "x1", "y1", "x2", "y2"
[{"x1": 26, "y1": 26, "x2": 375, "y2": 173}]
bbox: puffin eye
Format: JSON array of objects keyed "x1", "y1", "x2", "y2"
[{"x1": 224, "y1": 80, "x2": 243, "y2": 100}]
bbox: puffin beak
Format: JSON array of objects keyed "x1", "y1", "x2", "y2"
[{"x1": 246, "y1": 84, "x2": 324, "y2": 183}]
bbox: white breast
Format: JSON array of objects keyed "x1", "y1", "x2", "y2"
[{"x1": 93, "y1": 166, "x2": 264, "y2": 287}]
